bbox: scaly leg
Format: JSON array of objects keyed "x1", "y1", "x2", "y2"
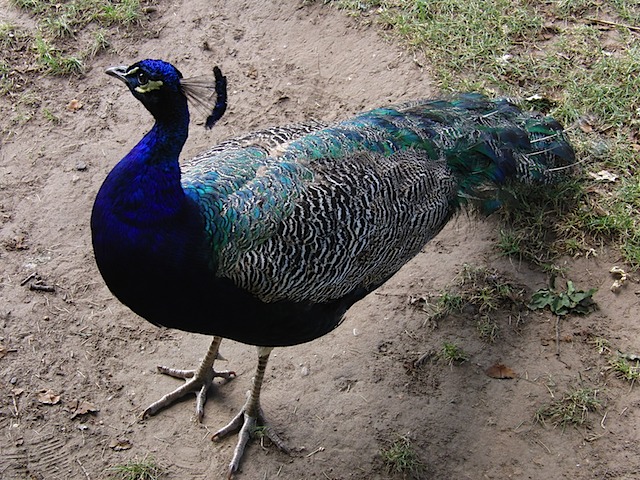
[
  {"x1": 212, "y1": 346, "x2": 290, "y2": 478},
  {"x1": 143, "y1": 336, "x2": 235, "y2": 422}
]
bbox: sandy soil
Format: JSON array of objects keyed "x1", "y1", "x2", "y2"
[{"x1": 1, "y1": 1, "x2": 639, "y2": 479}]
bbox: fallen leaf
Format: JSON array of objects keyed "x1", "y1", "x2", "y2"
[
  {"x1": 486, "y1": 363, "x2": 516, "y2": 379},
  {"x1": 38, "y1": 389, "x2": 61, "y2": 405},
  {"x1": 610, "y1": 266, "x2": 628, "y2": 293},
  {"x1": 588, "y1": 170, "x2": 618, "y2": 182},
  {"x1": 11, "y1": 388, "x2": 24, "y2": 396},
  {"x1": 109, "y1": 438, "x2": 132, "y2": 451},
  {"x1": 578, "y1": 118, "x2": 593, "y2": 133},
  {"x1": 66, "y1": 99, "x2": 83, "y2": 111},
  {"x1": 68, "y1": 399, "x2": 99, "y2": 419}
]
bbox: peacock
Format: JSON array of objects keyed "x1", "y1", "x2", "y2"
[{"x1": 91, "y1": 59, "x2": 574, "y2": 477}]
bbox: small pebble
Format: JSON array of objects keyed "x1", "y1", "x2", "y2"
[{"x1": 75, "y1": 161, "x2": 87, "y2": 171}]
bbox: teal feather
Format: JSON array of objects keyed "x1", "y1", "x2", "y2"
[{"x1": 183, "y1": 96, "x2": 575, "y2": 270}]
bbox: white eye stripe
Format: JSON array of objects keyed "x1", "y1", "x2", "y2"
[{"x1": 134, "y1": 79, "x2": 164, "y2": 93}]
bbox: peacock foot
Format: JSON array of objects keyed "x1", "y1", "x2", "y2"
[
  {"x1": 212, "y1": 401, "x2": 290, "y2": 479},
  {"x1": 142, "y1": 336, "x2": 235, "y2": 422},
  {"x1": 142, "y1": 363, "x2": 235, "y2": 421}
]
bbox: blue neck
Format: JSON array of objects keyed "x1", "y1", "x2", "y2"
[{"x1": 94, "y1": 103, "x2": 191, "y2": 227}]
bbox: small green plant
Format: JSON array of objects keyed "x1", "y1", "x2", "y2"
[
  {"x1": 529, "y1": 280, "x2": 597, "y2": 316},
  {"x1": 609, "y1": 356, "x2": 640, "y2": 383},
  {"x1": 439, "y1": 341, "x2": 469, "y2": 365},
  {"x1": 476, "y1": 315, "x2": 499, "y2": 342},
  {"x1": 42, "y1": 13, "x2": 74, "y2": 37},
  {"x1": 459, "y1": 264, "x2": 524, "y2": 312},
  {"x1": 97, "y1": 0, "x2": 142, "y2": 25},
  {"x1": 380, "y1": 434, "x2": 426, "y2": 479},
  {"x1": 34, "y1": 35, "x2": 83, "y2": 74},
  {"x1": 108, "y1": 456, "x2": 164, "y2": 480},
  {"x1": 591, "y1": 337, "x2": 611, "y2": 355},
  {"x1": 425, "y1": 291, "x2": 465, "y2": 323},
  {"x1": 535, "y1": 387, "x2": 602, "y2": 428},
  {"x1": 42, "y1": 108, "x2": 59, "y2": 123},
  {"x1": 249, "y1": 424, "x2": 274, "y2": 449},
  {"x1": 88, "y1": 28, "x2": 110, "y2": 56}
]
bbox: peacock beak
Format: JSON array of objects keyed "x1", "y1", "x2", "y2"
[{"x1": 105, "y1": 65, "x2": 129, "y2": 84}]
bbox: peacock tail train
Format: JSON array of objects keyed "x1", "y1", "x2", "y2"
[{"x1": 182, "y1": 94, "x2": 573, "y2": 307}]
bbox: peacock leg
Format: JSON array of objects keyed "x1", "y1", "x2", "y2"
[
  {"x1": 142, "y1": 335, "x2": 235, "y2": 422},
  {"x1": 212, "y1": 346, "x2": 290, "y2": 478}
]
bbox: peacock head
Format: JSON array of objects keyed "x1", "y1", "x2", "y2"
[
  {"x1": 106, "y1": 59, "x2": 186, "y2": 121},
  {"x1": 106, "y1": 59, "x2": 227, "y2": 128}
]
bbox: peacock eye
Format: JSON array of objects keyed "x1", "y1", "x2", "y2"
[{"x1": 137, "y1": 71, "x2": 148, "y2": 85}]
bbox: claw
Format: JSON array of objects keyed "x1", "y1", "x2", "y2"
[
  {"x1": 213, "y1": 403, "x2": 289, "y2": 478},
  {"x1": 142, "y1": 336, "x2": 234, "y2": 421},
  {"x1": 211, "y1": 346, "x2": 290, "y2": 478}
]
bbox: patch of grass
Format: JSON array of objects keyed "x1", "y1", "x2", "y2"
[
  {"x1": 419, "y1": 264, "x2": 525, "y2": 339},
  {"x1": 590, "y1": 337, "x2": 612, "y2": 356},
  {"x1": 476, "y1": 315, "x2": 499, "y2": 343},
  {"x1": 332, "y1": 0, "x2": 544, "y2": 91},
  {"x1": 10, "y1": 92, "x2": 42, "y2": 125},
  {"x1": 42, "y1": 107, "x2": 59, "y2": 123},
  {"x1": 609, "y1": 356, "x2": 640, "y2": 383},
  {"x1": 535, "y1": 386, "x2": 602, "y2": 428},
  {"x1": 98, "y1": 0, "x2": 143, "y2": 25},
  {"x1": 439, "y1": 341, "x2": 468, "y2": 365},
  {"x1": 0, "y1": 60, "x2": 14, "y2": 95},
  {"x1": 588, "y1": 336, "x2": 640, "y2": 385},
  {"x1": 497, "y1": 178, "x2": 586, "y2": 267},
  {"x1": 11, "y1": 0, "x2": 49, "y2": 14},
  {"x1": 12, "y1": 0, "x2": 144, "y2": 31},
  {"x1": 42, "y1": 12, "x2": 75, "y2": 38},
  {"x1": 34, "y1": 35, "x2": 84, "y2": 75},
  {"x1": 460, "y1": 264, "x2": 523, "y2": 313},
  {"x1": 108, "y1": 456, "x2": 164, "y2": 480},
  {"x1": 496, "y1": 229, "x2": 524, "y2": 258},
  {"x1": 88, "y1": 28, "x2": 111, "y2": 56},
  {"x1": 0, "y1": 21, "x2": 25, "y2": 47},
  {"x1": 2, "y1": 0, "x2": 150, "y2": 94},
  {"x1": 330, "y1": 0, "x2": 640, "y2": 265},
  {"x1": 380, "y1": 434, "x2": 426, "y2": 479},
  {"x1": 424, "y1": 291, "x2": 465, "y2": 324}
]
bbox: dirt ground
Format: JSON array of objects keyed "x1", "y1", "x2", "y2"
[{"x1": 1, "y1": 1, "x2": 640, "y2": 479}]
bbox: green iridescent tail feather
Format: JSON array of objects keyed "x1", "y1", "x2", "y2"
[
  {"x1": 282, "y1": 94, "x2": 574, "y2": 214},
  {"x1": 386, "y1": 94, "x2": 575, "y2": 213},
  {"x1": 185, "y1": 94, "x2": 575, "y2": 258}
]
